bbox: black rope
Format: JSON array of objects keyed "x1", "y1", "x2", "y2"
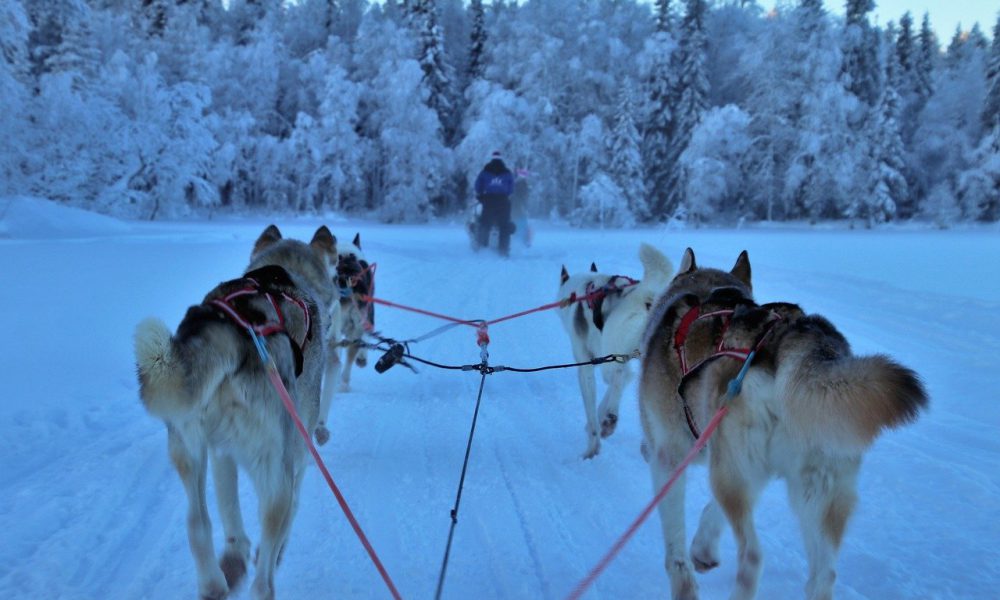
[
  {"x1": 434, "y1": 368, "x2": 489, "y2": 600},
  {"x1": 403, "y1": 351, "x2": 629, "y2": 374}
]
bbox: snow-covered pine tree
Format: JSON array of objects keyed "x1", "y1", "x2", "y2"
[
  {"x1": 412, "y1": 0, "x2": 458, "y2": 145},
  {"x1": 467, "y1": 0, "x2": 486, "y2": 81},
  {"x1": 0, "y1": 0, "x2": 31, "y2": 196},
  {"x1": 641, "y1": 0, "x2": 676, "y2": 220},
  {"x1": 895, "y1": 12, "x2": 915, "y2": 84},
  {"x1": 661, "y1": 0, "x2": 708, "y2": 221},
  {"x1": 956, "y1": 122, "x2": 1000, "y2": 222},
  {"x1": 609, "y1": 82, "x2": 648, "y2": 221},
  {"x1": 856, "y1": 38, "x2": 907, "y2": 225},
  {"x1": 915, "y1": 13, "x2": 935, "y2": 101},
  {"x1": 982, "y1": 14, "x2": 1000, "y2": 132},
  {"x1": 842, "y1": 0, "x2": 879, "y2": 106}
]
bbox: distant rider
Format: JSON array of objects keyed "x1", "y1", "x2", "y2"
[{"x1": 473, "y1": 151, "x2": 515, "y2": 257}]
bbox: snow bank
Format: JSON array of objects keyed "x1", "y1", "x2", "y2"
[{"x1": 0, "y1": 196, "x2": 132, "y2": 240}]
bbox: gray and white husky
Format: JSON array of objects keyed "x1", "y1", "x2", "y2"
[
  {"x1": 133, "y1": 225, "x2": 337, "y2": 600},
  {"x1": 638, "y1": 248, "x2": 928, "y2": 600},
  {"x1": 557, "y1": 243, "x2": 673, "y2": 458}
]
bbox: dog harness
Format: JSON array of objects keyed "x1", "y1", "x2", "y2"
[
  {"x1": 209, "y1": 265, "x2": 312, "y2": 376},
  {"x1": 672, "y1": 305, "x2": 782, "y2": 439},
  {"x1": 583, "y1": 275, "x2": 640, "y2": 331}
]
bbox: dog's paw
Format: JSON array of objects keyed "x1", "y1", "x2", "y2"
[
  {"x1": 599, "y1": 413, "x2": 618, "y2": 438},
  {"x1": 199, "y1": 578, "x2": 229, "y2": 600},
  {"x1": 220, "y1": 551, "x2": 248, "y2": 589},
  {"x1": 355, "y1": 355, "x2": 367, "y2": 368},
  {"x1": 314, "y1": 424, "x2": 330, "y2": 446},
  {"x1": 338, "y1": 381, "x2": 351, "y2": 393},
  {"x1": 691, "y1": 552, "x2": 720, "y2": 573}
]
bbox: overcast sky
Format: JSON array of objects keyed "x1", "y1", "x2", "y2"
[{"x1": 764, "y1": 0, "x2": 998, "y2": 39}]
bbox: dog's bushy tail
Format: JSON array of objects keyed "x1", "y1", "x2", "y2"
[
  {"x1": 134, "y1": 316, "x2": 241, "y2": 421},
  {"x1": 639, "y1": 243, "x2": 673, "y2": 284},
  {"x1": 783, "y1": 353, "x2": 928, "y2": 452}
]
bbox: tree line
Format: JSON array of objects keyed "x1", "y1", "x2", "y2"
[{"x1": 1, "y1": 0, "x2": 997, "y2": 226}]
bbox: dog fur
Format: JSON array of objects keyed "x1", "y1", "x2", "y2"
[
  {"x1": 134, "y1": 225, "x2": 337, "y2": 600},
  {"x1": 557, "y1": 243, "x2": 674, "y2": 459},
  {"x1": 638, "y1": 248, "x2": 928, "y2": 600}
]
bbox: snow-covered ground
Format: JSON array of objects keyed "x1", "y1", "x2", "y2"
[{"x1": 1, "y1": 196, "x2": 998, "y2": 599}]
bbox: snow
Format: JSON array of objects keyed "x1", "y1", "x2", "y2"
[{"x1": 1, "y1": 199, "x2": 998, "y2": 599}]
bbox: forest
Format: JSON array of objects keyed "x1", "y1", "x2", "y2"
[{"x1": 1, "y1": 0, "x2": 998, "y2": 226}]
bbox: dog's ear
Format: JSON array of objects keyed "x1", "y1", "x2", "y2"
[
  {"x1": 730, "y1": 250, "x2": 751, "y2": 291},
  {"x1": 353, "y1": 232, "x2": 362, "y2": 249},
  {"x1": 253, "y1": 224, "x2": 282, "y2": 256},
  {"x1": 560, "y1": 265, "x2": 569, "y2": 285},
  {"x1": 590, "y1": 262, "x2": 598, "y2": 272},
  {"x1": 310, "y1": 226, "x2": 337, "y2": 253},
  {"x1": 678, "y1": 248, "x2": 697, "y2": 275}
]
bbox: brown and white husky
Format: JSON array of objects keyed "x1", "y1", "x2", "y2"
[{"x1": 638, "y1": 248, "x2": 927, "y2": 600}]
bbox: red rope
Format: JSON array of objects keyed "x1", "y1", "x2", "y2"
[
  {"x1": 259, "y1": 353, "x2": 403, "y2": 600},
  {"x1": 564, "y1": 405, "x2": 729, "y2": 600},
  {"x1": 361, "y1": 277, "x2": 639, "y2": 332}
]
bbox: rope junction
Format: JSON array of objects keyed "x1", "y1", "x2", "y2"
[{"x1": 245, "y1": 273, "x2": 762, "y2": 600}]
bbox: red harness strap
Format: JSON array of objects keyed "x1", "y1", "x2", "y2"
[
  {"x1": 673, "y1": 306, "x2": 781, "y2": 439},
  {"x1": 210, "y1": 277, "x2": 312, "y2": 353}
]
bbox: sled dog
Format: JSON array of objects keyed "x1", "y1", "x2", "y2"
[
  {"x1": 333, "y1": 233, "x2": 375, "y2": 393},
  {"x1": 134, "y1": 225, "x2": 337, "y2": 600},
  {"x1": 557, "y1": 243, "x2": 673, "y2": 458},
  {"x1": 638, "y1": 248, "x2": 928, "y2": 600}
]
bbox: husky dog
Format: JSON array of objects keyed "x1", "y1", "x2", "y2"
[
  {"x1": 557, "y1": 243, "x2": 674, "y2": 459},
  {"x1": 133, "y1": 225, "x2": 337, "y2": 600},
  {"x1": 333, "y1": 233, "x2": 375, "y2": 392},
  {"x1": 638, "y1": 248, "x2": 928, "y2": 600}
]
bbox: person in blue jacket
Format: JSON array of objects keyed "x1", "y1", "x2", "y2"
[{"x1": 473, "y1": 151, "x2": 516, "y2": 256}]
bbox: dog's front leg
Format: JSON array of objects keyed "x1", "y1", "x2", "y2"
[
  {"x1": 575, "y1": 363, "x2": 600, "y2": 459},
  {"x1": 710, "y1": 437, "x2": 765, "y2": 600},
  {"x1": 168, "y1": 427, "x2": 228, "y2": 600},
  {"x1": 787, "y1": 459, "x2": 859, "y2": 600},
  {"x1": 597, "y1": 363, "x2": 631, "y2": 439},
  {"x1": 649, "y1": 441, "x2": 699, "y2": 600}
]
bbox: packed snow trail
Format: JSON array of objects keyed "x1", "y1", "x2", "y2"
[{"x1": 1, "y1": 204, "x2": 998, "y2": 599}]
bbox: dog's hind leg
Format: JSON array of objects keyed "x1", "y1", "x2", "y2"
[
  {"x1": 710, "y1": 440, "x2": 767, "y2": 600},
  {"x1": 168, "y1": 426, "x2": 228, "y2": 600},
  {"x1": 649, "y1": 440, "x2": 699, "y2": 600},
  {"x1": 315, "y1": 337, "x2": 342, "y2": 446},
  {"x1": 787, "y1": 458, "x2": 859, "y2": 600},
  {"x1": 211, "y1": 452, "x2": 252, "y2": 590},
  {"x1": 250, "y1": 456, "x2": 296, "y2": 600},
  {"x1": 575, "y1": 362, "x2": 601, "y2": 459},
  {"x1": 690, "y1": 499, "x2": 725, "y2": 573}
]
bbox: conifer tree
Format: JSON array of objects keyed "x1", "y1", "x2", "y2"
[
  {"x1": 860, "y1": 40, "x2": 908, "y2": 224},
  {"x1": 610, "y1": 83, "x2": 648, "y2": 221},
  {"x1": 467, "y1": 0, "x2": 486, "y2": 81},
  {"x1": 412, "y1": 0, "x2": 458, "y2": 144},
  {"x1": 914, "y1": 12, "x2": 935, "y2": 100},
  {"x1": 842, "y1": 0, "x2": 879, "y2": 106},
  {"x1": 662, "y1": 0, "x2": 708, "y2": 220},
  {"x1": 641, "y1": 0, "x2": 676, "y2": 220},
  {"x1": 895, "y1": 12, "x2": 915, "y2": 77},
  {"x1": 982, "y1": 15, "x2": 1000, "y2": 131}
]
